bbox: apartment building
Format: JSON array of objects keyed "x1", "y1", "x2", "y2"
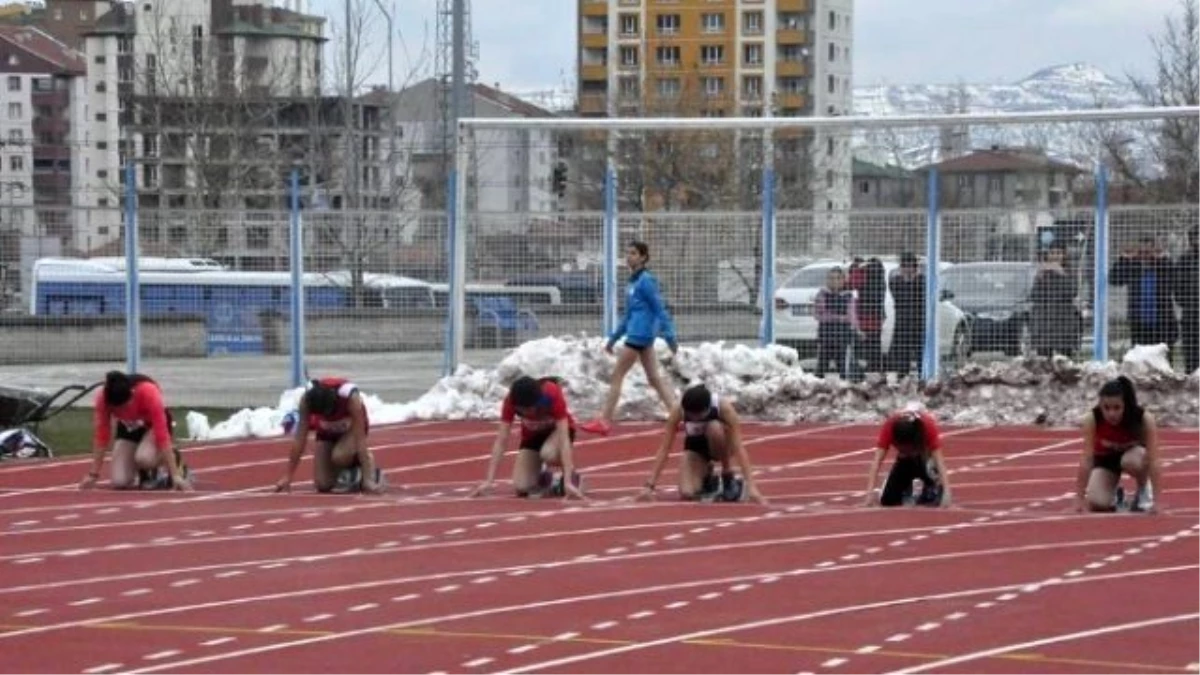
[
  {"x1": 575, "y1": 0, "x2": 854, "y2": 230},
  {"x1": 0, "y1": 25, "x2": 89, "y2": 276}
]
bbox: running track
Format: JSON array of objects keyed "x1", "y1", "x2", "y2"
[{"x1": 0, "y1": 421, "x2": 1197, "y2": 674}]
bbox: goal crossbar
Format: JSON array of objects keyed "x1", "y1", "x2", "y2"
[{"x1": 458, "y1": 105, "x2": 1200, "y2": 132}]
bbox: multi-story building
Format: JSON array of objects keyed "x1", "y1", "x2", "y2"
[
  {"x1": 574, "y1": 0, "x2": 854, "y2": 233},
  {"x1": 0, "y1": 25, "x2": 88, "y2": 295}
]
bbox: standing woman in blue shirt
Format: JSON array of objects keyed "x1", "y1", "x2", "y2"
[{"x1": 581, "y1": 241, "x2": 679, "y2": 436}]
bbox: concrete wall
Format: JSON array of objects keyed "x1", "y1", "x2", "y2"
[
  {"x1": 4, "y1": 305, "x2": 761, "y2": 364},
  {"x1": 0, "y1": 316, "x2": 207, "y2": 364}
]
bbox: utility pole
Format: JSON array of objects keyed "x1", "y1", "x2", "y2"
[
  {"x1": 452, "y1": 0, "x2": 464, "y2": 150},
  {"x1": 344, "y1": 0, "x2": 356, "y2": 212}
]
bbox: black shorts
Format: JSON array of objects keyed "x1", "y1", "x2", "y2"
[
  {"x1": 114, "y1": 410, "x2": 175, "y2": 445},
  {"x1": 1093, "y1": 449, "x2": 1132, "y2": 476},
  {"x1": 684, "y1": 434, "x2": 714, "y2": 462},
  {"x1": 880, "y1": 453, "x2": 939, "y2": 507},
  {"x1": 520, "y1": 427, "x2": 576, "y2": 453},
  {"x1": 624, "y1": 340, "x2": 651, "y2": 352}
]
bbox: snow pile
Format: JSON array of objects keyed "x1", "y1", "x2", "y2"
[{"x1": 187, "y1": 337, "x2": 1200, "y2": 441}]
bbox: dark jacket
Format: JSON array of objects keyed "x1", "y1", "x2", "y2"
[
  {"x1": 1110, "y1": 255, "x2": 1178, "y2": 343},
  {"x1": 1030, "y1": 264, "x2": 1080, "y2": 355}
]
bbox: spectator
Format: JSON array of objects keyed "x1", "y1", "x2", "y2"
[
  {"x1": 1176, "y1": 228, "x2": 1198, "y2": 373},
  {"x1": 1030, "y1": 243, "x2": 1081, "y2": 358},
  {"x1": 855, "y1": 258, "x2": 887, "y2": 374},
  {"x1": 889, "y1": 252, "x2": 926, "y2": 375},
  {"x1": 814, "y1": 267, "x2": 858, "y2": 379},
  {"x1": 1110, "y1": 237, "x2": 1178, "y2": 360}
]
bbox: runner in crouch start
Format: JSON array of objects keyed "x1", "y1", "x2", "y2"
[
  {"x1": 863, "y1": 407, "x2": 952, "y2": 508},
  {"x1": 1076, "y1": 376, "x2": 1162, "y2": 513},
  {"x1": 472, "y1": 376, "x2": 586, "y2": 500},
  {"x1": 639, "y1": 384, "x2": 766, "y2": 504},
  {"x1": 82, "y1": 371, "x2": 190, "y2": 491},
  {"x1": 274, "y1": 378, "x2": 384, "y2": 494}
]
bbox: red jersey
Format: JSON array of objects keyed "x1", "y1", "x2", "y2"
[
  {"x1": 307, "y1": 378, "x2": 369, "y2": 438},
  {"x1": 1092, "y1": 415, "x2": 1142, "y2": 456},
  {"x1": 93, "y1": 377, "x2": 171, "y2": 451},
  {"x1": 501, "y1": 380, "x2": 575, "y2": 440},
  {"x1": 877, "y1": 410, "x2": 942, "y2": 457}
]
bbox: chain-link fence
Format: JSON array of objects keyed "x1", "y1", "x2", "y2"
[{"x1": 5, "y1": 107, "x2": 1198, "y2": 408}]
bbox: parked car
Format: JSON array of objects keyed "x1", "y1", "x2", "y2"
[
  {"x1": 940, "y1": 262, "x2": 1036, "y2": 356},
  {"x1": 773, "y1": 259, "x2": 970, "y2": 367}
]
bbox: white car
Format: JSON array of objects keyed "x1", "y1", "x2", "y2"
[{"x1": 772, "y1": 259, "x2": 971, "y2": 366}]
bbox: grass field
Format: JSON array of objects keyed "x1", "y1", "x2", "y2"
[{"x1": 24, "y1": 407, "x2": 239, "y2": 457}]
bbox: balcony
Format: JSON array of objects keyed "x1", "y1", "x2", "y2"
[
  {"x1": 776, "y1": 60, "x2": 808, "y2": 77},
  {"x1": 773, "y1": 92, "x2": 808, "y2": 110},
  {"x1": 32, "y1": 116, "x2": 69, "y2": 136},
  {"x1": 580, "y1": 63, "x2": 609, "y2": 81},
  {"x1": 577, "y1": 93, "x2": 608, "y2": 116},
  {"x1": 32, "y1": 89, "x2": 69, "y2": 107},
  {"x1": 581, "y1": 32, "x2": 608, "y2": 49},
  {"x1": 776, "y1": 27, "x2": 810, "y2": 45},
  {"x1": 32, "y1": 144, "x2": 71, "y2": 162},
  {"x1": 777, "y1": 0, "x2": 811, "y2": 11}
]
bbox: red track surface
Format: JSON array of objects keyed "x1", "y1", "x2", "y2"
[{"x1": 0, "y1": 420, "x2": 1197, "y2": 674}]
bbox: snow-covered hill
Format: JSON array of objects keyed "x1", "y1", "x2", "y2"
[{"x1": 851, "y1": 63, "x2": 1152, "y2": 170}]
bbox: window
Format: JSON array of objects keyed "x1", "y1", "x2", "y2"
[
  {"x1": 828, "y1": 41, "x2": 836, "y2": 61},
  {"x1": 828, "y1": 137, "x2": 835, "y2": 154},
  {"x1": 860, "y1": 181, "x2": 870, "y2": 194},
  {"x1": 655, "y1": 14, "x2": 679, "y2": 34},
  {"x1": 6, "y1": 76, "x2": 19, "y2": 91},
  {"x1": 656, "y1": 77, "x2": 680, "y2": 97},
  {"x1": 96, "y1": 112, "x2": 107, "y2": 121},
  {"x1": 9, "y1": 156, "x2": 23, "y2": 171},
  {"x1": 829, "y1": 10, "x2": 836, "y2": 30},
  {"x1": 742, "y1": 75, "x2": 762, "y2": 98},
  {"x1": 742, "y1": 11, "x2": 762, "y2": 34},
  {"x1": 95, "y1": 80, "x2": 107, "y2": 93},
  {"x1": 94, "y1": 55, "x2": 106, "y2": 64},
  {"x1": 700, "y1": 45, "x2": 724, "y2": 65},
  {"x1": 655, "y1": 46, "x2": 680, "y2": 66},
  {"x1": 702, "y1": 76, "x2": 724, "y2": 96},
  {"x1": 7, "y1": 102, "x2": 20, "y2": 119},
  {"x1": 247, "y1": 226, "x2": 270, "y2": 249},
  {"x1": 828, "y1": 74, "x2": 836, "y2": 93},
  {"x1": 619, "y1": 14, "x2": 638, "y2": 35},
  {"x1": 620, "y1": 46, "x2": 638, "y2": 66},
  {"x1": 9, "y1": 129, "x2": 21, "y2": 143},
  {"x1": 701, "y1": 13, "x2": 725, "y2": 32},
  {"x1": 743, "y1": 43, "x2": 762, "y2": 65},
  {"x1": 618, "y1": 76, "x2": 639, "y2": 98}
]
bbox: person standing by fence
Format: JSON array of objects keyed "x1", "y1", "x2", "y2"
[
  {"x1": 814, "y1": 267, "x2": 859, "y2": 379},
  {"x1": 1175, "y1": 228, "x2": 1198, "y2": 373},
  {"x1": 889, "y1": 252, "x2": 926, "y2": 375},
  {"x1": 1031, "y1": 243, "x2": 1081, "y2": 358},
  {"x1": 1110, "y1": 237, "x2": 1178, "y2": 360}
]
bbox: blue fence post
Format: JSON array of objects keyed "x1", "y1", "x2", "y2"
[
  {"x1": 1092, "y1": 164, "x2": 1109, "y2": 362},
  {"x1": 602, "y1": 160, "x2": 618, "y2": 338},
  {"x1": 758, "y1": 166, "x2": 777, "y2": 346},
  {"x1": 123, "y1": 160, "x2": 140, "y2": 374},
  {"x1": 288, "y1": 168, "x2": 305, "y2": 388},
  {"x1": 921, "y1": 168, "x2": 941, "y2": 382}
]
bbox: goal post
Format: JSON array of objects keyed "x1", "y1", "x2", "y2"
[{"x1": 448, "y1": 105, "x2": 1199, "y2": 380}]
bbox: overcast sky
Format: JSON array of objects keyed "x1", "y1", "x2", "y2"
[{"x1": 307, "y1": 0, "x2": 1183, "y2": 91}]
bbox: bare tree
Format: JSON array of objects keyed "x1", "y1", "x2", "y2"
[
  {"x1": 300, "y1": 0, "x2": 434, "y2": 304},
  {"x1": 1100, "y1": 0, "x2": 1199, "y2": 202}
]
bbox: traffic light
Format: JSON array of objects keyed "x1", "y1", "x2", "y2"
[{"x1": 552, "y1": 162, "x2": 567, "y2": 197}]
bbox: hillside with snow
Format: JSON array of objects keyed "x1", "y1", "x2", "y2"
[{"x1": 852, "y1": 63, "x2": 1153, "y2": 170}]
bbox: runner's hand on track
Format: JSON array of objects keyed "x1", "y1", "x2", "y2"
[
  {"x1": 470, "y1": 482, "x2": 492, "y2": 498},
  {"x1": 273, "y1": 477, "x2": 292, "y2": 493},
  {"x1": 563, "y1": 483, "x2": 587, "y2": 502},
  {"x1": 79, "y1": 473, "x2": 98, "y2": 490}
]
